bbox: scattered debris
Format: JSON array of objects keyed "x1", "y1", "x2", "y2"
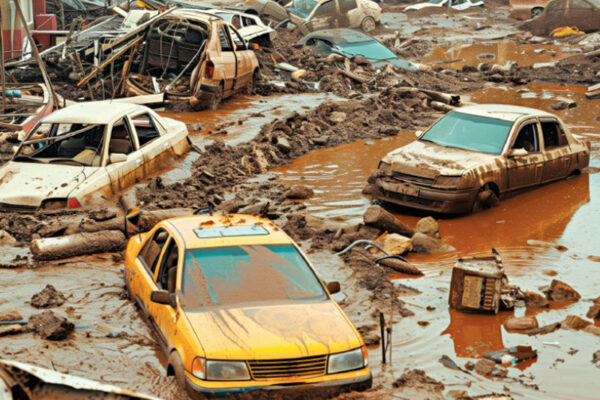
[
  {"x1": 504, "y1": 316, "x2": 539, "y2": 331},
  {"x1": 31, "y1": 284, "x2": 66, "y2": 308},
  {"x1": 415, "y1": 216, "x2": 440, "y2": 239},
  {"x1": 27, "y1": 310, "x2": 74, "y2": 340},
  {"x1": 439, "y1": 355, "x2": 471, "y2": 374},
  {"x1": 285, "y1": 184, "x2": 314, "y2": 200},
  {"x1": 484, "y1": 346, "x2": 537, "y2": 365},
  {"x1": 30, "y1": 230, "x2": 126, "y2": 261},
  {"x1": 544, "y1": 279, "x2": 581, "y2": 302},
  {"x1": 475, "y1": 358, "x2": 508, "y2": 377},
  {"x1": 528, "y1": 322, "x2": 561, "y2": 336},
  {"x1": 393, "y1": 369, "x2": 444, "y2": 391},
  {"x1": 363, "y1": 205, "x2": 414, "y2": 237},
  {"x1": 562, "y1": 315, "x2": 592, "y2": 330}
]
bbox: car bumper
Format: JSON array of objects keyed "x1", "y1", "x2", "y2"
[
  {"x1": 185, "y1": 371, "x2": 372, "y2": 399},
  {"x1": 374, "y1": 179, "x2": 479, "y2": 214}
]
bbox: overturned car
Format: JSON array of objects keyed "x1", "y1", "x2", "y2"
[
  {"x1": 0, "y1": 102, "x2": 189, "y2": 211},
  {"x1": 371, "y1": 104, "x2": 590, "y2": 214},
  {"x1": 122, "y1": 9, "x2": 260, "y2": 110}
]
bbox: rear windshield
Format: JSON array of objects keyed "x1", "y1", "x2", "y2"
[
  {"x1": 420, "y1": 111, "x2": 513, "y2": 154},
  {"x1": 180, "y1": 244, "x2": 326, "y2": 310}
]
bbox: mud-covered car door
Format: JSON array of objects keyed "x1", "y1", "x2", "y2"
[
  {"x1": 539, "y1": 118, "x2": 572, "y2": 182},
  {"x1": 150, "y1": 235, "x2": 181, "y2": 350},
  {"x1": 229, "y1": 26, "x2": 251, "y2": 90},
  {"x1": 506, "y1": 120, "x2": 544, "y2": 189},
  {"x1": 304, "y1": 0, "x2": 339, "y2": 32},
  {"x1": 130, "y1": 112, "x2": 171, "y2": 176},
  {"x1": 217, "y1": 24, "x2": 238, "y2": 94},
  {"x1": 104, "y1": 117, "x2": 145, "y2": 193},
  {"x1": 132, "y1": 228, "x2": 169, "y2": 316}
]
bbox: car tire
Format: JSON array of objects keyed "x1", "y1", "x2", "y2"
[
  {"x1": 209, "y1": 84, "x2": 223, "y2": 110},
  {"x1": 168, "y1": 351, "x2": 193, "y2": 397},
  {"x1": 531, "y1": 7, "x2": 543, "y2": 18},
  {"x1": 360, "y1": 16, "x2": 376, "y2": 33},
  {"x1": 472, "y1": 184, "x2": 500, "y2": 213},
  {"x1": 243, "y1": 70, "x2": 259, "y2": 95}
]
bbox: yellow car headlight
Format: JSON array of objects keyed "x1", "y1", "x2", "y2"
[
  {"x1": 327, "y1": 348, "x2": 365, "y2": 374},
  {"x1": 192, "y1": 357, "x2": 205, "y2": 379},
  {"x1": 434, "y1": 175, "x2": 462, "y2": 187},
  {"x1": 206, "y1": 360, "x2": 250, "y2": 381}
]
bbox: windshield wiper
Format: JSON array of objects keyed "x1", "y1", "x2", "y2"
[
  {"x1": 48, "y1": 158, "x2": 86, "y2": 166},
  {"x1": 13, "y1": 155, "x2": 43, "y2": 163}
]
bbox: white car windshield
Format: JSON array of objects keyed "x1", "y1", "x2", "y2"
[
  {"x1": 420, "y1": 111, "x2": 513, "y2": 154},
  {"x1": 14, "y1": 122, "x2": 106, "y2": 166}
]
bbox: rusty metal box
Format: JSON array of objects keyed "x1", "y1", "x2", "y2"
[{"x1": 448, "y1": 255, "x2": 504, "y2": 314}]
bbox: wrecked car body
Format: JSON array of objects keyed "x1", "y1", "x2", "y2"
[
  {"x1": 0, "y1": 102, "x2": 189, "y2": 211},
  {"x1": 238, "y1": 0, "x2": 291, "y2": 25},
  {"x1": 124, "y1": 214, "x2": 372, "y2": 397},
  {"x1": 299, "y1": 28, "x2": 421, "y2": 71},
  {"x1": 371, "y1": 104, "x2": 590, "y2": 214},
  {"x1": 204, "y1": 9, "x2": 276, "y2": 46},
  {"x1": 121, "y1": 9, "x2": 260, "y2": 110},
  {"x1": 287, "y1": 0, "x2": 382, "y2": 34}
]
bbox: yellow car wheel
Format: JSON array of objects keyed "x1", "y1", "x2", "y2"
[{"x1": 168, "y1": 351, "x2": 193, "y2": 397}]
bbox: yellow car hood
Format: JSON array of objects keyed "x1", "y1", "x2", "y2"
[{"x1": 185, "y1": 301, "x2": 361, "y2": 360}]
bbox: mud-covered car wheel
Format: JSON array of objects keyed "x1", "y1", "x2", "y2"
[
  {"x1": 360, "y1": 16, "x2": 376, "y2": 33},
  {"x1": 209, "y1": 84, "x2": 223, "y2": 110},
  {"x1": 531, "y1": 7, "x2": 543, "y2": 17},
  {"x1": 243, "y1": 70, "x2": 258, "y2": 95},
  {"x1": 168, "y1": 351, "x2": 194, "y2": 397},
  {"x1": 472, "y1": 184, "x2": 500, "y2": 213}
]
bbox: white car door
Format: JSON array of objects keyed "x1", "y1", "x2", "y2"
[
  {"x1": 130, "y1": 111, "x2": 175, "y2": 176},
  {"x1": 104, "y1": 117, "x2": 145, "y2": 194}
]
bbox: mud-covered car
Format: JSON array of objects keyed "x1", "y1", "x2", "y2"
[
  {"x1": 371, "y1": 104, "x2": 590, "y2": 214},
  {"x1": 123, "y1": 9, "x2": 260, "y2": 110},
  {"x1": 299, "y1": 28, "x2": 422, "y2": 71},
  {"x1": 205, "y1": 9, "x2": 276, "y2": 46},
  {"x1": 288, "y1": 0, "x2": 382, "y2": 33},
  {"x1": 0, "y1": 102, "x2": 189, "y2": 211},
  {"x1": 124, "y1": 213, "x2": 372, "y2": 398}
]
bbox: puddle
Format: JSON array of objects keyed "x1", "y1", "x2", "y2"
[
  {"x1": 276, "y1": 83, "x2": 600, "y2": 399},
  {"x1": 160, "y1": 93, "x2": 338, "y2": 147},
  {"x1": 422, "y1": 42, "x2": 581, "y2": 69}
]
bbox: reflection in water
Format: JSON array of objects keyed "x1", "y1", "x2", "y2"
[{"x1": 422, "y1": 42, "x2": 580, "y2": 69}]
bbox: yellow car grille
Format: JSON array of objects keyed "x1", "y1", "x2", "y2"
[{"x1": 247, "y1": 355, "x2": 328, "y2": 380}]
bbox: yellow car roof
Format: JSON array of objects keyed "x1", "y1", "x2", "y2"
[{"x1": 164, "y1": 214, "x2": 292, "y2": 249}]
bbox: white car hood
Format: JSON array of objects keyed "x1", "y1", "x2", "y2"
[{"x1": 0, "y1": 161, "x2": 98, "y2": 207}]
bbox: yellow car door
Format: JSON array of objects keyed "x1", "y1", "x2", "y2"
[
  {"x1": 132, "y1": 227, "x2": 170, "y2": 316},
  {"x1": 148, "y1": 235, "x2": 181, "y2": 351}
]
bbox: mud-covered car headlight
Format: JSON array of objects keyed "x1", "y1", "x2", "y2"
[
  {"x1": 206, "y1": 360, "x2": 250, "y2": 381},
  {"x1": 434, "y1": 175, "x2": 462, "y2": 188},
  {"x1": 328, "y1": 348, "x2": 365, "y2": 374},
  {"x1": 377, "y1": 161, "x2": 391, "y2": 175}
]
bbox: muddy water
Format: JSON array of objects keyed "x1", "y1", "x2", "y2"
[
  {"x1": 422, "y1": 42, "x2": 581, "y2": 69},
  {"x1": 276, "y1": 84, "x2": 600, "y2": 399}
]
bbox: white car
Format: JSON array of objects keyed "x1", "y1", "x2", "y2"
[
  {"x1": 404, "y1": 0, "x2": 483, "y2": 11},
  {"x1": 0, "y1": 102, "x2": 190, "y2": 211},
  {"x1": 204, "y1": 9, "x2": 276, "y2": 46}
]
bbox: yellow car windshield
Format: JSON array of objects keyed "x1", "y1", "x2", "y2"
[{"x1": 180, "y1": 244, "x2": 327, "y2": 310}]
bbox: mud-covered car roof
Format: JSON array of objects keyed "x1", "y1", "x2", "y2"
[
  {"x1": 164, "y1": 214, "x2": 292, "y2": 249},
  {"x1": 456, "y1": 104, "x2": 556, "y2": 122},
  {"x1": 42, "y1": 101, "x2": 150, "y2": 124},
  {"x1": 299, "y1": 28, "x2": 373, "y2": 44}
]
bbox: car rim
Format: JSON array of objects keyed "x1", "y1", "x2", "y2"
[{"x1": 362, "y1": 17, "x2": 375, "y2": 32}]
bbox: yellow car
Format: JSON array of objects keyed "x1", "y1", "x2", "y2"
[{"x1": 124, "y1": 213, "x2": 372, "y2": 397}]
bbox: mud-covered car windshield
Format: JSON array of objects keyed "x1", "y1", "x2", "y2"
[
  {"x1": 337, "y1": 40, "x2": 396, "y2": 60},
  {"x1": 14, "y1": 122, "x2": 105, "y2": 166},
  {"x1": 180, "y1": 244, "x2": 327, "y2": 310},
  {"x1": 290, "y1": 0, "x2": 317, "y2": 16},
  {"x1": 420, "y1": 111, "x2": 513, "y2": 154}
]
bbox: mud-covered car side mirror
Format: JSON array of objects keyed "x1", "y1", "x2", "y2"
[
  {"x1": 327, "y1": 281, "x2": 341, "y2": 294},
  {"x1": 109, "y1": 153, "x2": 127, "y2": 164},
  {"x1": 151, "y1": 290, "x2": 172, "y2": 306},
  {"x1": 508, "y1": 148, "x2": 528, "y2": 157}
]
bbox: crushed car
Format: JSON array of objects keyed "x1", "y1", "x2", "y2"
[
  {"x1": 0, "y1": 102, "x2": 190, "y2": 211},
  {"x1": 371, "y1": 104, "x2": 591, "y2": 214},
  {"x1": 238, "y1": 0, "x2": 291, "y2": 26},
  {"x1": 299, "y1": 28, "x2": 424, "y2": 71},
  {"x1": 404, "y1": 0, "x2": 484, "y2": 12},
  {"x1": 124, "y1": 213, "x2": 372, "y2": 398},
  {"x1": 121, "y1": 9, "x2": 260, "y2": 110},
  {"x1": 287, "y1": 0, "x2": 382, "y2": 33}
]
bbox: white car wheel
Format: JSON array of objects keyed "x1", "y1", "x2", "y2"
[{"x1": 360, "y1": 16, "x2": 376, "y2": 33}]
